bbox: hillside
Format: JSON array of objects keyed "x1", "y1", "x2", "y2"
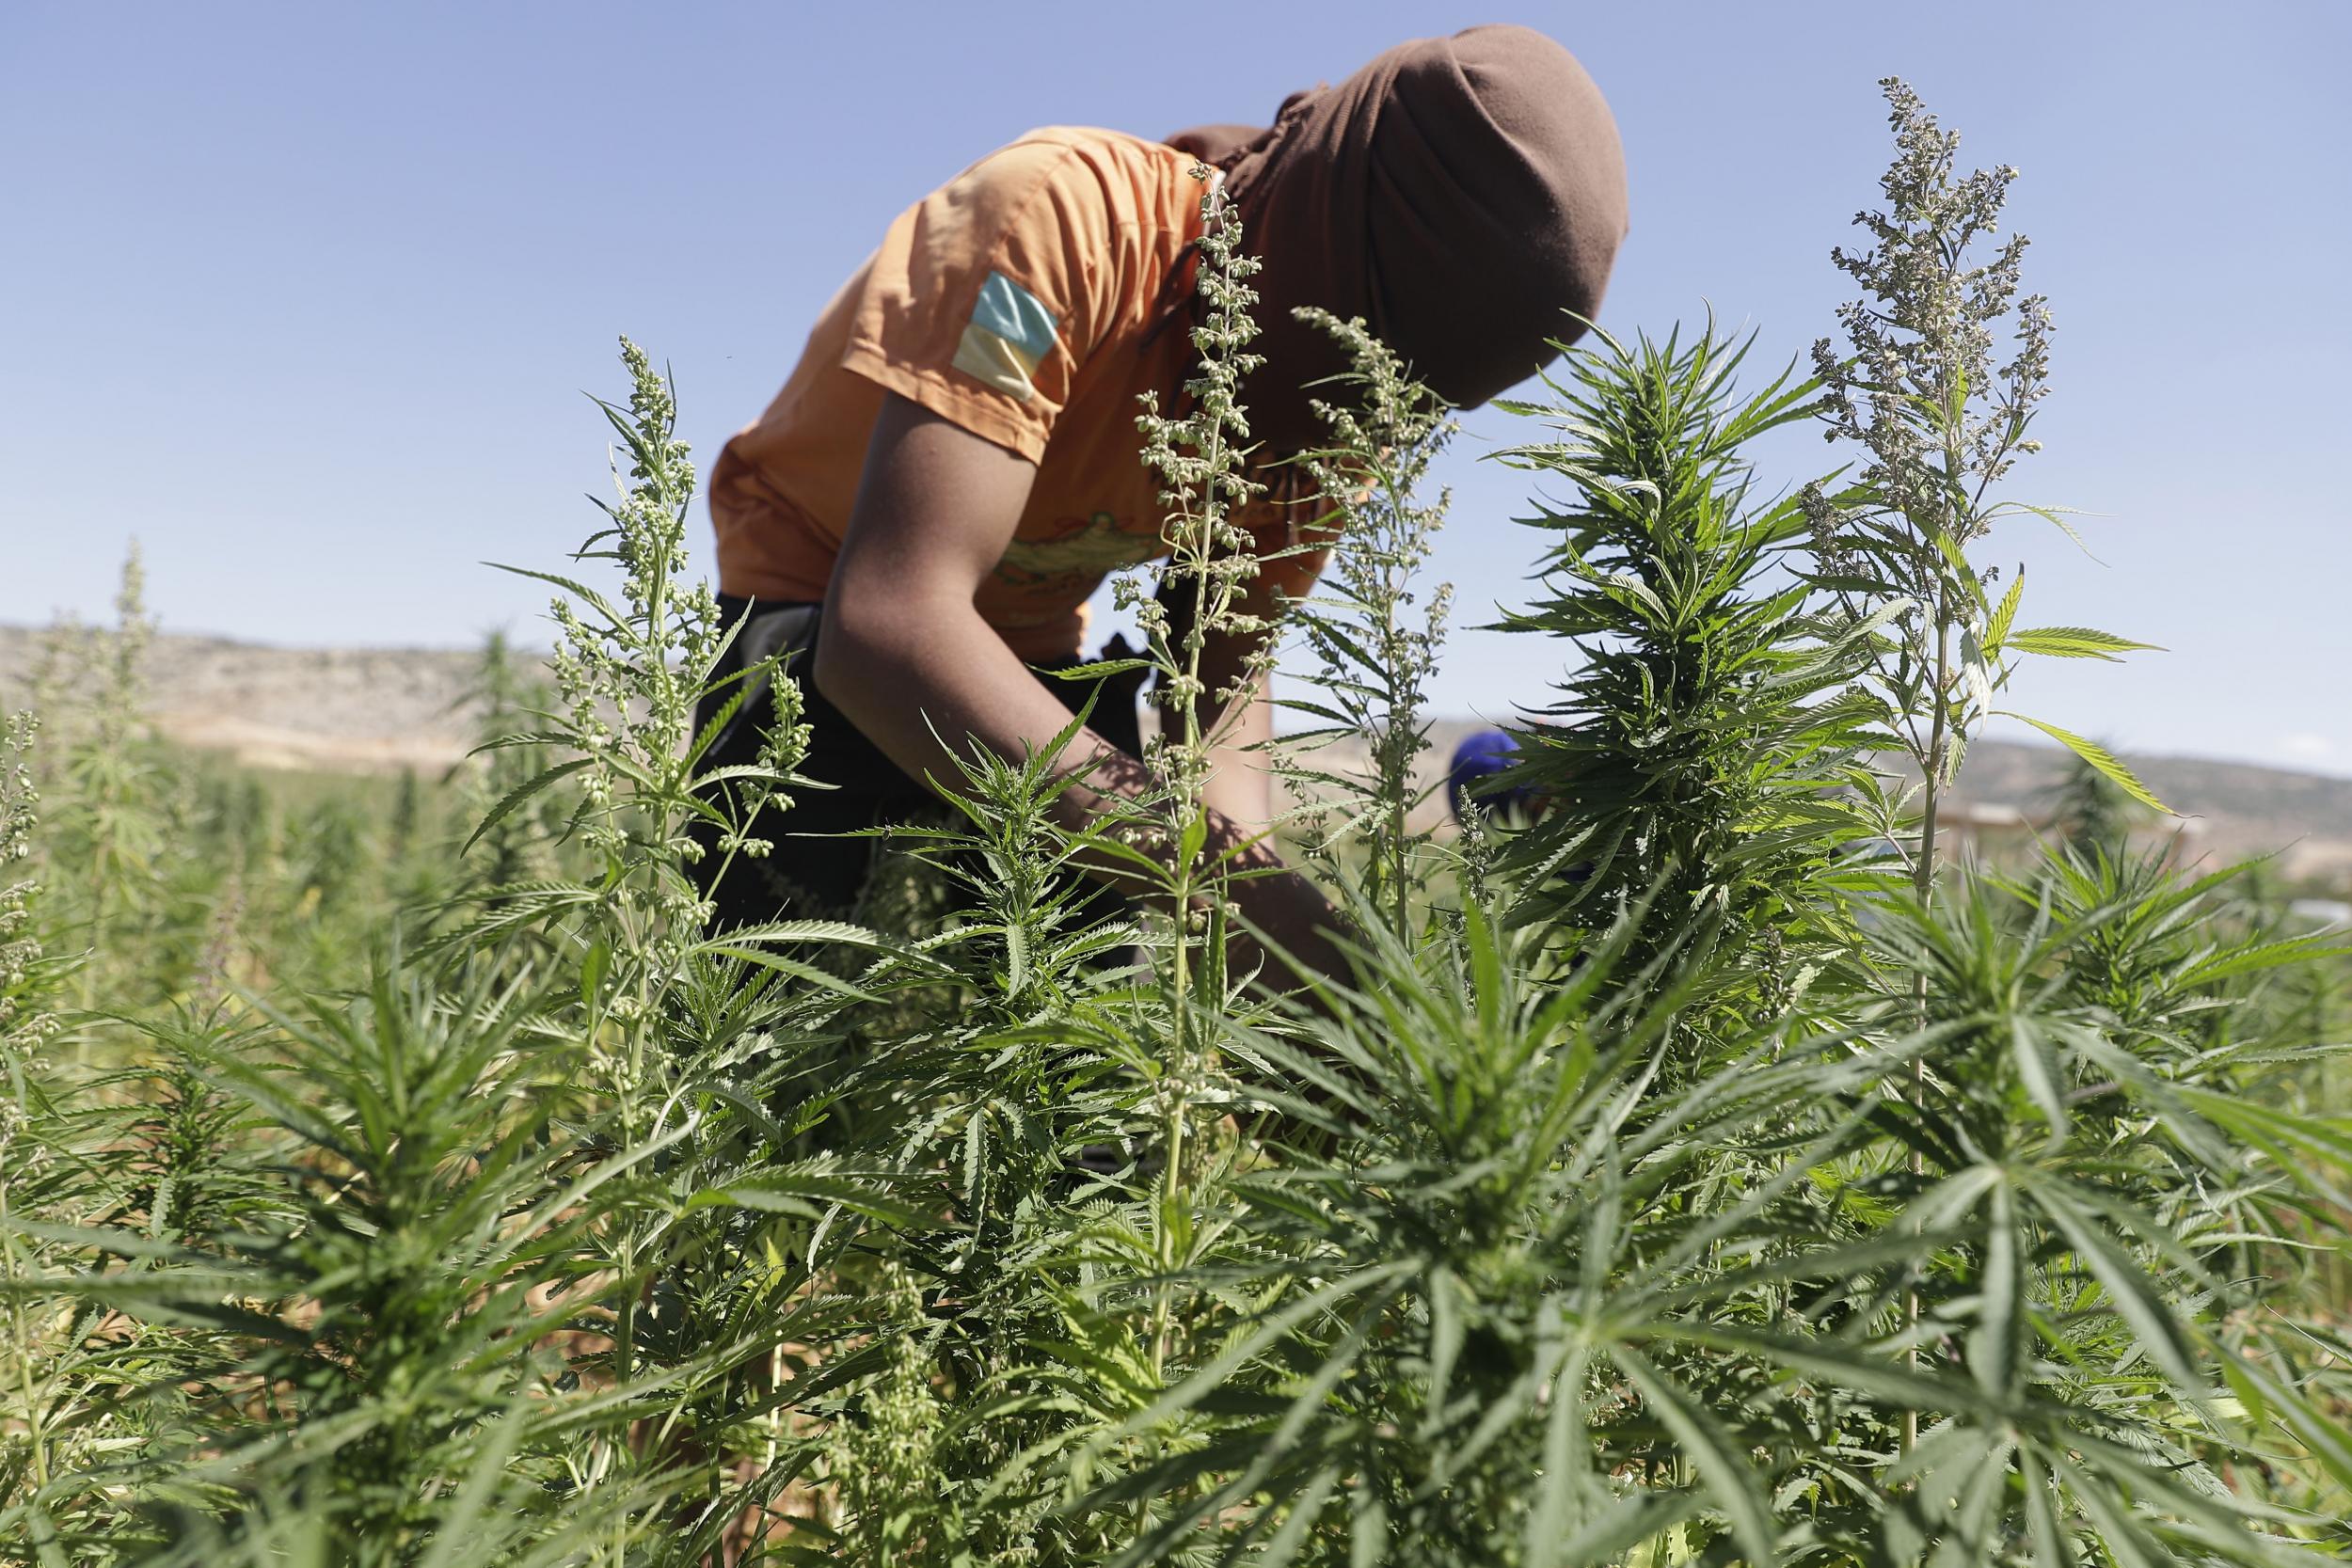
[
  {"x1": 7, "y1": 626, "x2": 2348, "y2": 886},
  {"x1": 0, "y1": 625, "x2": 485, "y2": 775}
]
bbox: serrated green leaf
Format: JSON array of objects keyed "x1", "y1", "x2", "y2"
[
  {"x1": 2005, "y1": 626, "x2": 2164, "y2": 661},
  {"x1": 462, "y1": 756, "x2": 593, "y2": 853},
  {"x1": 1985, "y1": 571, "x2": 2026, "y2": 649},
  {"x1": 1995, "y1": 711, "x2": 2170, "y2": 813}
]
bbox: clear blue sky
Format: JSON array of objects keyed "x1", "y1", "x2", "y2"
[{"x1": 5, "y1": 2, "x2": 2345, "y2": 774}]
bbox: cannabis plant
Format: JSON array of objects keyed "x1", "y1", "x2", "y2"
[
  {"x1": 1804, "y1": 78, "x2": 2165, "y2": 901},
  {"x1": 443, "y1": 628, "x2": 574, "y2": 920},
  {"x1": 0, "y1": 712, "x2": 52, "y2": 1056},
  {"x1": 1487, "y1": 323, "x2": 1893, "y2": 981},
  {"x1": 2042, "y1": 748, "x2": 2150, "y2": 856},
  {"x1": 1277, "y1": 307, "x2": 1457, "y2": 941},
  {"x1": 3, "y1": 81, "x2": 2346, "y2": 1568},
  {"x1": 35, "y1": 549, "x2": 171, "y2": 1017}
]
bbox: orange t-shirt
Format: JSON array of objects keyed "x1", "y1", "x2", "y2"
[{"x1": 710, "y1": 126, "x2": 1327, "y2": 662}]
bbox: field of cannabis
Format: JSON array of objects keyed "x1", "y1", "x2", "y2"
[{"x1": 3, "y1": 83, "x2": 2347, "y2": 1567}]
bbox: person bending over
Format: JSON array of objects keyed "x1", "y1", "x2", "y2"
[{"x1": 692, "y1": 23, "x2": 1629, "y2": 977}]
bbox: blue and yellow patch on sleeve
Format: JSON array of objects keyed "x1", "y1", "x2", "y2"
[{"x1": 952, "y1": 271, "x2": 1059, "y2": 403}]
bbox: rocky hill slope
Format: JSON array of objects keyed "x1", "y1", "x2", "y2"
[{"x1": 1, "y1": 625, "x2": 485, "y2": 775}]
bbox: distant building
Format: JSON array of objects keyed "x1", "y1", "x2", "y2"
[{"x1": 1939, "y1": 799, "x2": 2206, "y2": 870}]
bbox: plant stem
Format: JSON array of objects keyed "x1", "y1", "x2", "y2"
[
  {"x1": 1915, "y1": 642, "x2": 1947, "y2": 910},
  {"x1": 1900, "y1": 595, "x2": 1953, "y2": 1458},
  {"x1": 1382, "y1": 546, "x2": 1410, "y2": 948}
]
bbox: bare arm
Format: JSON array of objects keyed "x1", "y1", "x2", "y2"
[
  {"x1": 1155, "y1": 575, "x2": 1281, "y2": 836},
  {"x1": 812, "y1": 392, "x2": 1340, "y2": 976},
  {"x1": 1200, "y1": 677, "x2": 1276, "y2": 833}
]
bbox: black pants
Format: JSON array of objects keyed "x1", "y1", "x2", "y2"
[{"x1": 687, "y1": 596, "x2": 1148, "y2": 930}]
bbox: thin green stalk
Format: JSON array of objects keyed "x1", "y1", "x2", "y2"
[
  {"x1": 1133, "y1": 166, "x2": 1265, "y2": 1377},
  {"x1": 0, "y1": 1202, "x2": 50, "y2": 1493}
]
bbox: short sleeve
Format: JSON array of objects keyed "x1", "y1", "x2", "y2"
[{"x1": 840, "y1": 136, "x2": 1119, "y2": 464}]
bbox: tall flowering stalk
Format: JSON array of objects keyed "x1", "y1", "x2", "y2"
[
  {"x1": 1131, "y1": 166, "x2": 1274, "y2": 867},
  {"x1": 470, "y1": 340, "x2": 836, "y2": 1403},
  {"x1": 33, "y1": 549, "x2": 168, "y2": 1017},
  {"x1": 0, "y1": 713, "x2": 51, "y2": 1063},
  {"x1": 477, "y1": 343, "x2": 822, "y2": 1033},
  {"x1": 485, "y1": 342, "x2": 724, "y2": 1127},
  {"x1": 1125, "y1": 166, "x2": 1273, "y2": 1368},
  {"x1": 1804, "y1": 78, "x2": 2164, "y2": 907},
  {"x1": 0, "y1": 710, "x2": 51, "y2": 1505},
  {"x1": 1279, "y1": 309, "x2": 1456, "y2": 944},
  {"x1": 1804, "y1": 81, "x2": 2170, "y2": 1449}
]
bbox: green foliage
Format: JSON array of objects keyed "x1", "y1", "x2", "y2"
[
  {"x1": 68, "y1": 975, "x2": 634, "y2": 1557},
  {"x1": 1277, "y1": 307, "x2": 1458, "y2": 939},
  {"x1": 1, "y1": 711, "x2": 56, "y2": 1056},
  {"x1": 1487, "y1": 323, "x2": 1894, "y2": 974},
  {"x1": 0, "y1": 89, "x2": 2344, "y2": 1568},
  {"x1": 1802, "y1": 78, "x2": 2168, "y2": 893},
  {"x1": 35, "y1": 548, "x2": 172, "y2": 1016},
  {"x1": 445, "y1": 629, "x2": 573, "y2": 911}
]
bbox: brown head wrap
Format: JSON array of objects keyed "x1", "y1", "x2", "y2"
[{"x1": 1168, "y1": 24, "x2": 1629, "y2": 452}]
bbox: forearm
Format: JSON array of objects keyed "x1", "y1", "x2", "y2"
[
  {"x1": 814, "y1": 594, "x2": 1279, "y2": 888},
  {"x1": 1197, "y1": 673, "x2": 1276, "y2": 836},
  {"x1": 1154, "y1": 572, "x2": 1283, "y2": 839},
  {"x1": 814, "y1": 391, "x2": 1339, "y2": 977},
  {"x1": 818, "y1": 596, "x2": 1317, "y2": 944},
  {"x1": 817, "y1": 593, "x2": 1100, "y2": 799}
]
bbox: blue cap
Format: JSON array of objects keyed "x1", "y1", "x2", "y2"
[{"x1": 1448, "y1": 727, "x2": 1534, "y2": 821}]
